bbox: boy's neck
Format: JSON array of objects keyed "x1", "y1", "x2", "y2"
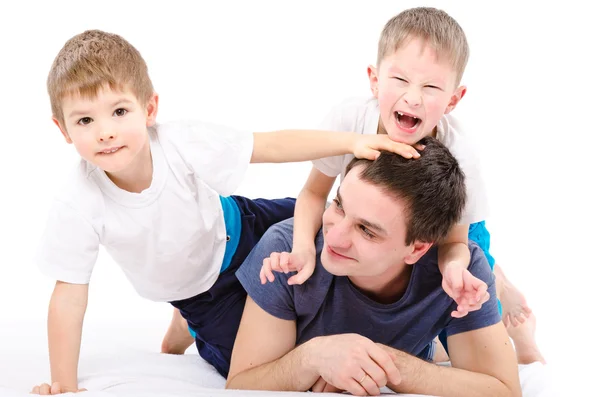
[{"x1": 105, "y1": 139, "x2": 153, "y2": 193}]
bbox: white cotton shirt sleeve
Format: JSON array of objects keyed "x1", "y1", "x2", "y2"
[
  {"x1": 312, "y1": 97, "x2": 380, "y2": 178},
  {"x1": 36, "y1": 183, "x2": 101, "y2": 284},
  {"x1": 437, "y1": 115, "x2": 490, "y2": 225},
  {"x1": 158, "y1": 121, "x2": 254, "y2": 196}
]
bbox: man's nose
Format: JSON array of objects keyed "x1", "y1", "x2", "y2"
[{"x1": 326, "y1": 220, "x2": 352, "y2": 250}]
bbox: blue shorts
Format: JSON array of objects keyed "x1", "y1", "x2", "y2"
[
  {"x1": 468, "y1": 221, "x2": 496, "y2": 269},
  {"x1": 170, "y1": 195, "x2": 296, "y2": 378}
]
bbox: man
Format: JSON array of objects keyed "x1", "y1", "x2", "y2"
[{"x1": 227, "y1": 137, "x2": 522, "y2": 397}]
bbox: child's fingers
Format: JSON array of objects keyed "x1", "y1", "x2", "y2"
[
  {"x1": 261, "y1": 258, "x2": 276, "y2": 282},
  {"x1": 279, "y1": 252, "x2": 290, "y2": 273},
  {"x1": 288, "y1": 266, "x2": 312, "y2": 285}
]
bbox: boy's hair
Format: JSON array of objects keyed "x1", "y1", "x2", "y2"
[
  {"x1": 346, "y1": 136, "x2": 466, "y2": 245},
  {"x1": 47, "y1": 30, "x2": 154, "y2": 126},
  {"x1": 377, "y1": 7, "x2": 469, "y2": 83}
]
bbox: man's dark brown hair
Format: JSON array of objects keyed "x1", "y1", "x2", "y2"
[{"x1": 346, "y1": 136, "x2": 466, "y2": 245}]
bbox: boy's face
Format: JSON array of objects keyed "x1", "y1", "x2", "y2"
[
  {"x1": 54, "y1": 85, "x2": 158, "y2": 174},
  {"x1": 368, "y1": 37, "x2": 466, "y2": 144},
  {"x1": 320, "y1": 165, "x2": 431, "y2": 281}
]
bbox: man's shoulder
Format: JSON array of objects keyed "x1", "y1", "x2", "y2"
[{"x1": 467, "y1": 241, "x2": 495, "y2": 285}]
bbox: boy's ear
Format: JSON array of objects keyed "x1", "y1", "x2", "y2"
[
  {"x1": 445, "y1": 85, "x2": 467, "y2": 114},
  {"x1": 53, "y1": 117, "x2": 72, "y2": 144},
  {"x1": 146, "y1": 92, "x2": 159, "y2": 127},
  {"x1": 367, "y1": 65, "x2": 380, "y2": 98},
  {"x1": 404, "y1": 240, "x2": 433, "y2": 265}
]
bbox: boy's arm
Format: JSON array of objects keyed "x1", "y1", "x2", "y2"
[
  {"x1": 439, "y1": 224, "x2": 489, "y2": 317},
  {"x1": 46, "y1": 281, "x2": 88, "y2": 393},
  {"x1": 379, "y1": 323, "x2": 521, "y2": 397},
  {"x1": 279, "y1": 167, "x2": 336, "y2": 285},
  {"x1": 251, "y1": 129, "x2": 419, "y2": 163}
]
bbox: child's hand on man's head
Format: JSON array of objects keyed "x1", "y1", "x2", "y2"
[
  {"x1": 260, "y1": 250, "x2": 316, "y2": 286},
  {"x1": 352, "y1": 134, "x2": 423, "y2": 161},
  {"x1": 442, "y1": 263, "x2": 490, "y2": 318}
]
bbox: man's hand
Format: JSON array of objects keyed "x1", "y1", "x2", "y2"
[
  {"x1": 311, "y1": 334, "x2": 402, "y2": 396},
  {"x1": 442, "y1": 263, "x2": 490, "y2": 318},
  {"x1": 31, "y1": 382, "x2": 86, "y2": 395},
  {"x1": 311, "y1": 376, "x2": 343, "y2": 393},
  {"x1": 260, "y1": 250, "x2": 316, "y2": 285},
  {"x1": 352, "y1": 134, "x2": 423, "y2": 161}
]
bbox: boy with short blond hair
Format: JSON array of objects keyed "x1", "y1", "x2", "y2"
[
  {"x1": 262, "y1": 7, "x2": 531, "y2": 332},
  {"x1": 31, "y1": 29, "x2": 412, "y2": 395}
]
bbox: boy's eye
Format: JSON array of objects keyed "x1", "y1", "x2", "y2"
[
  {"x1": 114, "y1": 108, "x2": 127, "y2": 117},
  {"x1": 394, "y1": 77, "x2": 408, "y2": 83},
  {"x1": 78, "y1": 117, "x2": 92, "y2": 125},
  {"x1": 424, "y1": 85, "x2": 440, "y2": 90}
]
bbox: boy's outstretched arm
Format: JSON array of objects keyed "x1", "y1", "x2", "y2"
[
  {"x1": 439, "y1": 224, "x2": 489, "y2": 317},
  {"x1": 250, "y1": 130, "x2": 420, "y2": 163},
  {"x1": 31, "y1": 281, "x2": 88, "y2": 395}
]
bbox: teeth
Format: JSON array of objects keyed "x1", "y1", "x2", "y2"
[
  {"x1": 103, "y1": 147, "x2": 120, "y2": 154},
  {"x1": 397, "y1": 112, "x2": 418, "y2": 120}
]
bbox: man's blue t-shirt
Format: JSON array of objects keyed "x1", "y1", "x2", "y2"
[{"x1": 236, "y1": 218, "x2": 501, "y2": 360}]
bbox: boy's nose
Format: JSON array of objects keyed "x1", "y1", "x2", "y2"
[
  {"x1": 403, "y1": 88, "x2": 422, "y2": 108},
  {"x1": 98, "y1": 131, "x2": 115, "y2": 142}
]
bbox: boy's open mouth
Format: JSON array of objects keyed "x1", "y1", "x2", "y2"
[{"x1": 394, "y1": 111, "x2": 421, "y2": 131}]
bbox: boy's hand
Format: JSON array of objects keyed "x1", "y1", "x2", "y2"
[
  {"x1": 442, "y1": 263, "x2": 490, "y2": 318},
  {"x1": 352, "y1": 134, "x2": 423, "y2": 161},
  {"x1": 31, "y1": 382, "x2": 86, "y2": 395},
  {"x1": 260, "y1": 250, "x2": 316, "y2": 286}
]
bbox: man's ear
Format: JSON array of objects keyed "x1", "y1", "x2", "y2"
[
  {"x1": 367, "y1": 65, "x2": 380, "y2": 98},
  {"x1": 404, "y1": 240, "x2": 433, "y2": 265},
  {"x1": 53, "y1": 117, "x2": 72, "y2": 144},
  {"x1": 444, "y1": 85, "x2": 467, "y2": 114},
  {"x1": 146, "y1": 92, "x2": 159, "y2": 127}
]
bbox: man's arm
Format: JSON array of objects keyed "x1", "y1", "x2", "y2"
[
  {"x1": 381, "y1": 322, "x2": 521, "y2": 397},
  {"x1": 226, "y1": 296, "x2": 320, "y2": 391}
]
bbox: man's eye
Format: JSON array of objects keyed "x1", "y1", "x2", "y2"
[
  {"x1": 78, "y1": 117, "x2": 92, "y2": 125},
  {"x1": 360, "y1": 225, "x2": 375, "y2": 239}
]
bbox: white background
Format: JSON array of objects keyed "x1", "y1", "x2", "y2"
[{"x1": 0, "y1": 0, "x2": 597, "y2": 395}]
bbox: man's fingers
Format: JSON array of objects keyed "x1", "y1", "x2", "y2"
[
  {"x1": 355, "y1": 373, "x2": 380, "y2": 396},
  {"x1": 368, "y1": 345, "x2": 402, "y2": 386},
  {"x1": 359, "y1": 357, "x2": 387, "y2": 389}
]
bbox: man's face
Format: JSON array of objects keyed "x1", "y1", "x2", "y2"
[{"x1": 320, "y1": 165, "x2": 431, "y2": 279}]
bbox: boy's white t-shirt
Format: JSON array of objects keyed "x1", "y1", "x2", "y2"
[
  {"x1": 312, "y1": 97, "x2": 489, "y2": 225},
  {"x1": 36, "y1": 121, "x2": 254, "y2": 302}
]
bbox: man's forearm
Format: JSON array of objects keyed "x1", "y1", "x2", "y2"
[
  {"x1": 251, "y1": 130, "x2": 355, "y2": 163},
  {"x1": 380, "y1": 345, "x2": 519, "y2": 397},
  {"x1": 226, "y1": 341, "x2": 319, "y2": 392}
]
